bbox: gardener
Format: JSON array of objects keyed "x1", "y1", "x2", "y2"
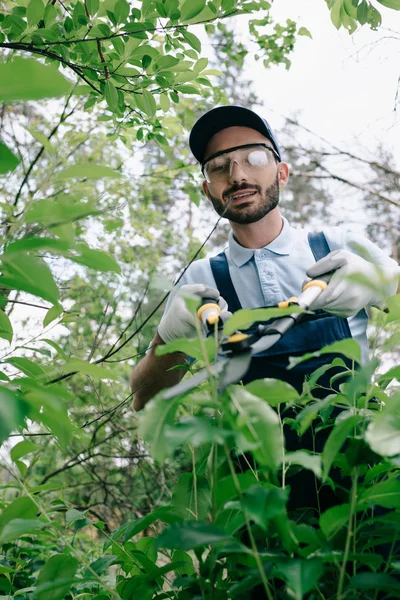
[{"x1": 131, "y1": 105, "x2": 399, "y2": 412}]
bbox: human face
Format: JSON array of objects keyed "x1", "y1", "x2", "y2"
[{"x1": 202, "y1": 126, "x2": 287, "y2": 225}]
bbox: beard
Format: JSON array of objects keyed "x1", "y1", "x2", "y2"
[{"x1": 208, "y1": 175, "x2": 280, "y2": 224}]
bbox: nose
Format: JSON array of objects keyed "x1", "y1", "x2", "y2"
[{"x1": 229, "y1": 159, "x2": 248, "y2": 183}]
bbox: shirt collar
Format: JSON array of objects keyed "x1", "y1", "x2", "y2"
[{"x1": 228, "y1": 217, "x2": 294, "y2": 267}]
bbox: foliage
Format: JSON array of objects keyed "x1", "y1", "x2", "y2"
[{"x1": 0, "y1": 0, "x2": 399, "y2": 598}]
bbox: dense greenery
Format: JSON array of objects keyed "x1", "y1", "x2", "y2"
[{"x1": 0, "y1": 0, "x2": 399, "y2": 598}]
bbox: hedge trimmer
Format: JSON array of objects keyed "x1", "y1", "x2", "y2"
[{"x1": 162, "y1": 276, "x2": 330, "y2": 399}]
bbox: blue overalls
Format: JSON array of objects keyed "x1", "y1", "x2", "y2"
[
  {"x1": 210, "y1": 232, "x2": 362, "y2": 397},
  {"x1": 210, "y1": 232, "x2": 365, "y2": 512}
]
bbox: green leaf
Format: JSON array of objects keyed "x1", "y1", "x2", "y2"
[
  {"x1": 65, "y1": 508, "x2": 87, "y2": 527},
  {"x1": 26, "y1": 0, "x2": 45, "y2": 26},
  {"x1": 142, "y1": 89, "x2": 157, "y2": 117},
  {"x1": 365, "y1": 401, "x2": 400, "y2": 457},
  {"x1": 357, "y1": 0, "x2": 369, "y2": 23},
  {"x1": 330, "y1": 0, "x2": 343, "y2": 28},
  {"x1": 274, "y1": 559, "x2": 324, "y2": 600},
  {"x1": 42, "y1": 339, "x2": 68, "y2": 359},
  {"x1": 289, "y1": 338, "x2": 361, "y2": 368},
  {"x1": 172, "y1": 473, "x2": 210, "y2": 521},
  {"x1": 0, "y1": 58, "x2": 72, "y2": 102},
  {"x1": 349, "y1": 572, "x2": 400, "y2": 593},
  {"x1": 0, "y1": 253, "x2": 59, "y2": 304},
  {"x1": 171, "y1": 550, "x2": 195, "y2": 576},
  {"x1": 5, "y1": 237, "x2": 70, "y2": 254},
  {"x1": 378, "y1": 365, "x2": 400, "y2": 387},
  {"x1": 104, "y1": 80, "x2": 118, "y2": 110},
  {"x1": 139, "y1": 395, "x2": 183, "y2": 462},
  {"x1": 0, "y1": 518, "x2": 46, "y2": 543},
  {"x1": 66, "y1": 359, "x2": 118, "y2": 380},
  {"x1": 358, "y1": 478, "x2": 400, "y2": 509},
  {"x1": 54, "y1": 164, "x2": 122, "y2": 181},
  {"x1": 43, "y1": 304, "x2": 63, "y2": 328},
  {"x1": 285, "y1": 451, "x2": 322, "y2": 477},
  {"x1": 156, "y1": 521, "x2": 232, "y2": 550},
  {"x1": 298, "y1": 26, "x2": 312, "y2": 37},
  {"x1": 226, "y1": 485, "x2": 287, "y2": 531},
  {"x1": 120, "y1": 506, "x2": 188, "y2": 544},
  {"x1": 0, "y1": 309, "x2": 13, "y2": 344},
  {"x1": 5, "y1": 357, "x2": 46, "y2": 379},
  {"x1": 156, "y1": 336, "x2": 216, "y2": 362},
  {"x1": 223, "y1": 306, "x2": 304, "y2": 337},
  {"x1": 376, "y1": 0, "x2": 400, "y2": 10},
  {"x1": 322, "y1": 415, "x2": 360, "y2": 480},
  {"x1": 164, "y1": 417, "x2": 232, "y2": 454},
  {"x1": 181, "y1": 29, "x2": 201, "y2": 53},
  {"x1": 0, "y1": 142, "x2": 20, "y2": 174},
  {"x1": 245, "y1": 378, "x2": 298, "y2": 407},
  {"x1": 114, "y1": 0, "x2": 130, "y2": 22},
  {"x1": 36, "y1": 554, "x2": 78, "y2": 600},
  {"x1": 69, "y1": 244, "x2": 120, "y2": 273},
  {"x1": 181, "y1": 0, "x2": 206, "y2": 21},
  {"x1": 10, "y1": 440, "x2": 37, "y2": 462},
  {"x1": 0, "y1": 388, "x2": 29, "y2": 444},
  {"x1": 230, "y1": 387, "x2": 283, "y2": 472},
  {"x1": 0, "y1": 497, "x2": 37, "y2": 534},
  {"x1": 319, "y1": 503, "x2": 350, "y2": 539},
  {"x1": 24, "y1": 197, "x2": 98, "y2": 227},
  {"x1": 23, "y1": 384, "x2": 74, "y2": 449},
  {"x1": 159, "y1": 93, "x2": 170, "y2": 112},
  {"x1": 194, "y1": 57, "x2": 208, "y2": 72},
  {"x1": 86, "y1": 0, "x2": 100, "y2": 16},
  {"x1": 26, "y1": 128, "x2": 56, "y2": 155},
  {"x1": 385, "y1": 294, "x2": 400, "y2": 322}
]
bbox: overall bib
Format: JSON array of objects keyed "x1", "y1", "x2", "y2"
[
  {"x1": 210, "y1": 232, "x2": 365, "y2": 511},
  {"x1": 209, "y1": 232, "x2": 363, "y2": 395}
]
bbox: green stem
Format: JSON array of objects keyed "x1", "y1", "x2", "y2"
[
  {"x1": 191, "y1": 445, "x2": 198, "y2": 520},
  {"x1": 278, "y1": 405, "x2": 285, "y2": 488},
  {"x1": 223, "y1": 444, "x2": 274, "y2": 600},
  {"x1": 337, "y1": 467, "x2": 358, "y2": 600}
]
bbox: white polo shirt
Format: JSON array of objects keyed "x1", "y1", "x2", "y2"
[{"x1": 165, "y1": 218, "x2": 399, "y2": 363}]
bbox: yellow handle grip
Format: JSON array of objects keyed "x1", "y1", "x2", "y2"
[
  {"x1": 197, "y1": 302, "x2": 221, "y2": 326},
  {"x1": 278, "y1": 296, "x2": 298, "y2": 309},
  {"x1": 302, "y1": 279, "x2": 328, "y2": 292}
]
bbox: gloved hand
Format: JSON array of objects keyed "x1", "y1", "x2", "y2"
[
  {"x1": 306, "y1": 250, "x2": 398, "y2": 318},
  {"x1": 158, "y1": 284, "x2": 231, "y2": 343}
]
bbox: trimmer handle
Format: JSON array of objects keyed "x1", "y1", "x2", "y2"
[
  {"x1": 300, "y1": 273, "x2": 332, "y2": 309},
  {"x1": 197, "y1": 297, "x2": 222, "y2": 329}
]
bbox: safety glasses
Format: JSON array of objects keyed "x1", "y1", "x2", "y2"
[{"x1": 202, "y1": 143, "x2": 280, "y2": 183}]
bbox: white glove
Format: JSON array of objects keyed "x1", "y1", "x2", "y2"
[
  {"x1": 158, "y1": 284, "x2": 231, "y2": 343},
  {"x1": 306, "y1": 250, "x2": 398, "y2": 318}
]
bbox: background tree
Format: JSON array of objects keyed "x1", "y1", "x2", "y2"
[{"x1": 0, "y1": 0, "x2": 399, "y2": 598}]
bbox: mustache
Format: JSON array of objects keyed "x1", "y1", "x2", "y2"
[{"x1": 223, "y1": 182, "x2": 261, "y2": 199}]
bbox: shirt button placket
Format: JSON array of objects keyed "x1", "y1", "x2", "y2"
[{"x1": 256, "y1": 251, "x2": 277, "y2": 306}]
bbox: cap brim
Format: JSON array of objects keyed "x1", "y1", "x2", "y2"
[{"x1": 189, "y1": 106, "x2": 281, "y2": 163}]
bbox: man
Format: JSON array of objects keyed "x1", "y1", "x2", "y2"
[{"x1": 131, "y1": 105, "x2": 399, "y2": 411}]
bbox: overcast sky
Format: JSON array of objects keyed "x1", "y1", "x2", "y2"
[{"x1": 248, "y1": 0, "x2": 400, "y2": 163}]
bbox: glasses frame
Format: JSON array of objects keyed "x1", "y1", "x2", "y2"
[{"x1": 201, "y1": 143, "x2": 280, "y2": 181}]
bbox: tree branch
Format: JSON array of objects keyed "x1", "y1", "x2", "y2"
[{"x1": 291, "y1": 170, "x2": 400, "y2": 209}]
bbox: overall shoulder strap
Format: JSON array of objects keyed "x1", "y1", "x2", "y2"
[
  {"x1": 308, "y1": 231, "x2": 330, "y2": 261},
  {"x1": 209, "y1": 252, "x2": 242, "y2": 313}
]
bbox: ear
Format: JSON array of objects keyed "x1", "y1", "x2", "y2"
[
  {"x1": 278, "y1": 162, "x2": 289, "y2": 189},
  {"x1": 202, "y1": 180, "x2": 211, "y2": 199}
]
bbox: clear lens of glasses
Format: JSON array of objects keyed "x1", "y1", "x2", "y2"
[{"x1": 204, "y1": 146, "x2": 273, "y2": 183}]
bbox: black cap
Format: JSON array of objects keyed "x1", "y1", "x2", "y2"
[{"x1": 189, "y1": 105, "x2": 281, "y2": 164}]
